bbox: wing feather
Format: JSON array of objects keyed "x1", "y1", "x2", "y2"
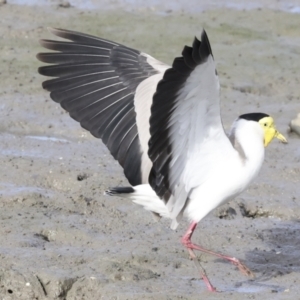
[
  {"x1": 37, "y1": 28, "x2": 169, "y2": 186},
  {"x1": 148, "y1": 30, "x2": 234, "y2": 221}
]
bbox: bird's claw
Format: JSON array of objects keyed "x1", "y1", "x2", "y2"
[{"x1": 231, "y1": 258, "x2": 254, "y2": 278}]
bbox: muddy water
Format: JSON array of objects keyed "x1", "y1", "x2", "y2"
[{"x1": 0, "y1": 1, "x2": 300, "y2": 299}]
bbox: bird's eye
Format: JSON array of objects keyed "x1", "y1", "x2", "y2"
[{"x1": 264, "y1": 123, "x2": 267, "y2": 127}]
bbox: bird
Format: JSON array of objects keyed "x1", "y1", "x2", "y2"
[{"x1": 37, "y1": 28, "x2": 287, "y2": 291}]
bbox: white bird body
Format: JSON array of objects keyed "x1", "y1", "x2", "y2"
[
  {"x1": 37, "y1": 28, "x2": 286, "y2": 291},
  {"x1": 185, "y1": 120, "x2": 265, "y2": 224},
  {"x1": 122, "y1": 118, "x2": 266, "y2": 228},
  {"x1": 115, "y1": 51, "x2": 266, "y2": 228}
]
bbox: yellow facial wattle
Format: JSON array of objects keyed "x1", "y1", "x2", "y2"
[{"x1": 259, "y1": 116, "x2": 287, "y2": 147}]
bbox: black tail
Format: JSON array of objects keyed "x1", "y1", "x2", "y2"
[{"x1": 105, "y1": 187, "x2": 134, "y2": 196}]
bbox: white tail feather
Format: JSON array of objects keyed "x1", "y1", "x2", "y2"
[{"x1": 107, "y1": 184, "x2": 171, "y2": 220}]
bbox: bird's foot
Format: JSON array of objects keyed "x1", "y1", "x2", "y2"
[
  {"x1": 181, "y1": 222, "x2": 254, "y2": 278},
  {"x1": 203, "y1": 277, "x2": 217, "y2": 292},
  {"x1": 228, "y1": 257, "x2": 254, "y2": 278}
]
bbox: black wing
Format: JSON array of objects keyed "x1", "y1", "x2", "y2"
[
  {"x1": 37, "y1": 28, "x2": 160, "y2": 186},
  {"x1": 148, "y1": 30, "x2": 214, "y2": 207}
]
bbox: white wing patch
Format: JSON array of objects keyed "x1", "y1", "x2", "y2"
[
  {"x1": 134, "y1": 73, "x2": 166, "y2": 183},
  {"x1": 132, "y1": 54, "x2": 170, "y2": 183},
  {"x1": 141, "y1": 53, "x2": 170, "y2": 73},
  {"x1": 167, "y1": 55, "x2": 234, "y2": 219}
]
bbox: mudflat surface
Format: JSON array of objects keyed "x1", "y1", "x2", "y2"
[{"x1": 0, "y1": 1, "x2": 300, "y2": 299}]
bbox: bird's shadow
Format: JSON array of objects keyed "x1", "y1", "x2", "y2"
[
  {"x1": 214, "y1": 220, "x2": 300, "y2": 292},
  {"x1": 245, "y1": 220, "x2": 300, "y2": 280}
]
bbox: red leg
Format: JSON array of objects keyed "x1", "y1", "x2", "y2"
[
  {"x1": 181, "y1": 222, "x2": 254, "y2": 277},
  {"x1": 188, "y1": 248, "x2": 217, "y2": 292}
]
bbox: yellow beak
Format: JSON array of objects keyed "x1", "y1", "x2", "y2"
[
  {"x1": 264, "y1": 129, "x2": 287, "y2": 147},
  {"x1": 275, "y1": 131, "x2": 287, "y2": 143}
]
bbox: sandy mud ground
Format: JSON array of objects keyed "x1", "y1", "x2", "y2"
[{"x1": 0, "y1": 0, "x2": 300, "y2": 299}]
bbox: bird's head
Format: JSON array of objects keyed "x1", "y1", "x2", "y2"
[{"x1": 239, "y1": 113, "x2": 287, "y2": 147}]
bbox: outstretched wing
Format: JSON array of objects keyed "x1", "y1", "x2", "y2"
[
  {"x1": 148, "y1": 30, "x2": 234, "y2": 221},
  {"x1": 37, "y1": 28, "x2": 169, "y2": 186}
]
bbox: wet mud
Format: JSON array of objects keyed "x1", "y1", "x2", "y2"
[{"x1": 0, "y1": 1, "x2": 300, "y2": 299}]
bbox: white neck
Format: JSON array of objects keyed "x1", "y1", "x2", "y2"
[{"x1": 230, "y1": 119, "x2": 265, "y2": 181}]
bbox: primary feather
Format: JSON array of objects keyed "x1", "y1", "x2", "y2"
[{"x1": 38, "y1": 28, "x2": 168, "y2": 186}]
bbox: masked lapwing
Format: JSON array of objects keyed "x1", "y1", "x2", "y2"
[{"x1": 37, "y1": 28, "x2": 287, "y2": 291}]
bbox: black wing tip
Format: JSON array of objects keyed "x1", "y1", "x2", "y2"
[
  {"x1": 38, "y1": 27, "x2": 69, "y2": 41},
  {"x1": 36, "y1": 53, "x2": 50, "y2": 65},
  {"x1": 179, "y1": 28, "x2": 213, "y2": 70},
  {"x1": 37, "y1": 28, "x2": 63, "y2": 51},
  {"x1": 182, "y1": 45, "x2": 193, "y2": 59},
  {"x1": 200, "y1": 29, "x2": 213, "y2": 59},
  {"x1": 105, "y1": 187, "x2": 135, "y2": 196},
  {"x1": 47, "y1": 27, "x2": 69, "y2": 36},
  {"x1": 201, "y1": 29, "x2": 208, "y2": 41},
  {"x1": 36, "y1": 53, "x2": 42, "y2": 62},
  {"x1": 37, "y1": 65, "x2": 51, "y2": 82},
  {"x1": 43, "y1": 27, "x2": 88, "y2": 41}
]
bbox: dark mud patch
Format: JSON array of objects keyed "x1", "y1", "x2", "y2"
[{"x1": 247, "y1": 221, "x2": 300, "y2": 278}]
